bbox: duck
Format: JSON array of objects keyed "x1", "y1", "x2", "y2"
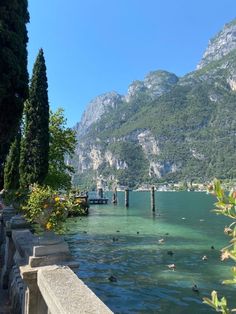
[
  {"x1": 167, "y1": 264, "x2": 176, "y2": 270},
  {"x1": 192, "y1": 284, "x2": 199, "y2": 293},
  {"x1": 202, "y1": 255, "x2": 208, "y2": 261},
  {"x1": 108, "y1": 275, "x2": 117, "y2": 282},
  {"x1": 167, "y1": 250, "x2": 174, "y2": 256},
  {"x1": 158, "y1": 238, "x2": 165, "y2": 244}
]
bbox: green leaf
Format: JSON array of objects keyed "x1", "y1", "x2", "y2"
[{"x1": 202, "y1": 297, "x2": 217, "y2": 309}]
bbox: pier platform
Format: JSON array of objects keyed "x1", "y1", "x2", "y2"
[{"x1": 89, "y1": 198, "x2": 109, "y2": 205}]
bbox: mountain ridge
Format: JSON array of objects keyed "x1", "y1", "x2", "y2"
[{"x1": 71, "y1": 19, "x2": 236, "y2": 189}]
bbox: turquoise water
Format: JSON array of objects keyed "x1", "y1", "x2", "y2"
[{"x1": 65, "y1": 192, "x2": 235, "y2": 313}]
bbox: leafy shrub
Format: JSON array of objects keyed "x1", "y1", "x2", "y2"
[
  {"x1": 2, "y1": 188, "x2": 29, "y2": 211},
  {"x1": 22, "y1": 184, "x2": 68, "y2": 232},
  {"x1": 66, "y1": 191, "x2": 89, "y2": 216},
  {"x1": 203, "y1": 179, "x2": 236, "y2": 313}
]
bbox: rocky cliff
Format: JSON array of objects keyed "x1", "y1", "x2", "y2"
[
  {"x1": 197, "y1": 19, "x2": 236, "y2": 69},
  {"x1": 75, "y1": 91, "x2": 123, "y2": 135},
  {"x1": 126, "y1": 70, "x2": 178, "y2": 102},
  {"x1": 71, "y1": 19, "x2": 236, "y2": 189}
]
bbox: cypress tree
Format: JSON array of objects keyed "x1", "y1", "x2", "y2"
[
  {"x1": 20, "y1": 49, "x2": 49, "y2": 187},
  {"x1": 0, "y1": 0, "x2": 29, "y2": 188},
  {"x1": 4, "y1": 131, "x2": 21, "y2": 190}
]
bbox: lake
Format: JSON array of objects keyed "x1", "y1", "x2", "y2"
[{"x1": 65, "y1": 191, "x2": 235, "y2": 314}]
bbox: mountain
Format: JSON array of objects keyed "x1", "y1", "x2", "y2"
[
  {"x1": 196, "y1": 19, "x2": 236, "y2": 70},
  {"x1": 71, "y1": 19, "x2": 236, "y2": 189}
]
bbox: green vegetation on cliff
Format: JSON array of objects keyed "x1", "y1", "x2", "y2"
[{"x1": 73, "y1": 49, "x2": 236, "y2": 188}]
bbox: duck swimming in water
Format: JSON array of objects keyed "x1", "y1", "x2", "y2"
[
  {"x1": 108, "y1": 275, "x2": 117, "y2": 282},
  {"x1": 192, "y1": 284, "x2": 199, "y2": 293},
  {"x1": 167, "y1": 264, "x2": 176, "y2": 270}
]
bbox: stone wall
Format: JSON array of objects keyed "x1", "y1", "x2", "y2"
[{"x1": 0, "y1": 203, "x2": 113, "y2": 314}]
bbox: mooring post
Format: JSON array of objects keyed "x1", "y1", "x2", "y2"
[
  {"x1": 112, "y1": 188, "x2": 117, "y2": 204},
  {"x1": 98, "y1": 188, "x2": 103, "y2": 199},
  {"x1": 151, "y1": 186, "x2": 155, "y2": 211},
  {"x1": 125, "y1": 189, "x2": 129, "y2": 207}
]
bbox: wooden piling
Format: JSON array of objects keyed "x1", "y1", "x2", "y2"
[
  {"x1": 112, "y1": 188, "x2": 117, "y2": 204},
  {"x1": 125, "y1": 189, "x2": 129, "y2": 207},
  {"x1": 151, "y1": 186, "x2": 155, "y2": 211},
  {"x1": 98, "y1": 188, "x2": 103, "y2": 199}
]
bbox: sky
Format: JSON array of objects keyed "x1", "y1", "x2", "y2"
[{"x1": 27, "y1": 0, "x2": 236, "y2": 127}]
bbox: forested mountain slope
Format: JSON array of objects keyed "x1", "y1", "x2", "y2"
[{"x1": 71, "y1": 19, "x2": 236, "y2": 189}]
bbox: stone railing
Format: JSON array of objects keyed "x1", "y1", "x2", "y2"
[{"x1": 0, "y1": 204, "x2": 113, "y2": 314}]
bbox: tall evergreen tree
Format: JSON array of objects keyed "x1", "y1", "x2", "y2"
[
  {"x1": 4, "y1": 131, "x2": 21, "y2": 190},
  {"x1": 0, "y1": 0, "x2": 29, "y2": 188},
  {"x1": 20, "y1": 49, "x2": 49, "y2": 187}
]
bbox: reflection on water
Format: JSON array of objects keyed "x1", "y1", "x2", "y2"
[{"x1": 65, "y1": 192, "x2": 235, "y2": 314}]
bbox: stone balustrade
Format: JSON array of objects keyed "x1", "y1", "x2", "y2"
[
  {"x1": 37, "y1": 266, "x2": 113, "y2": 314},
  {"x1": 0, "y1": 203, "x2": 113, "y2": 314}
]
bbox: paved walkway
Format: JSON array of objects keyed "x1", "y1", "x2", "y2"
[{"x1": 0, "y1": 288, "x2": 11, "y2": 314}]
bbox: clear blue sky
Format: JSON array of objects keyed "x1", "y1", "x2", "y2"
[{"x1": 28, "y1": 0, "x2": 236, "y2": 127}]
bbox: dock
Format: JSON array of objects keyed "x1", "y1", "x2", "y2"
[{"x1": 89, "y1": 198, "x2": 109, "y2": 205}]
